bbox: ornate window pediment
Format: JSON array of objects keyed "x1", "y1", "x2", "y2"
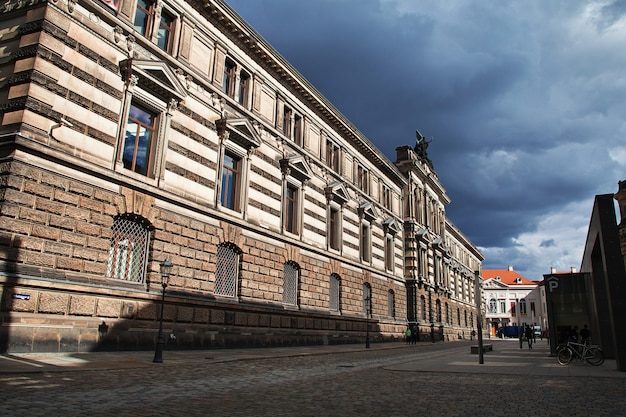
[
  {"x1": 383, "y1": 217, "x2": 401, "y2": 235},
  {"x1": 325, "y1": 181, "x2": 349, "y2": 205},
  {"x1": 280, "y1": 155, "x2": 312, "y2": 182},
  {"x1": 216, "y1": 117, "x2": 262, "y2": 151},
  {"x1": 358, "y1": 202, "x2": 378, "y2": 223},
  {"x1": 120, "y1": 59, "x2": 186, "y2": 104}
]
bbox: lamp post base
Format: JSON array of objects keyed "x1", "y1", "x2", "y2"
[{"x1": 153, "y1": 337, "x2": 164, "y2": 363}]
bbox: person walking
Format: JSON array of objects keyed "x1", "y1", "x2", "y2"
[
  {"x1": 405, "y1": 327, "x2": 412, "y2": 345},
  {"x1": 525, "y1": 325, "x2": 534, "y2": 349}
]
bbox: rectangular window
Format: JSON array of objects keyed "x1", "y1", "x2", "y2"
[
  {"x1": 329, "y1": 207, "x2": 341, "y2": 250},
  {"x1": 285, "y1": 183, "x2": 298, "y2": 234},
  {"x1": 500, "y1": 301, "x2": 506, "y2": 313},
  {"x1": 360, "y1": 222, "x2": 371, "y2": 262},
  {"x1": 385, "y1": 235, "x2": 394, "y2": 271},
  {"x1": 223, "y1": 59, "x2": 236, "y2": 96},
  {"x1": 221, "y1": 152, "x2": 241, "y2": 211},
  {"x1": 357, "y1": 164, "x2": 369, "y2": 194},
  {"x1": 326, "y1": 140, "x2": 340, "y2": 172},
  {"x1": 134, "y1": 0, "x2": 152, "y2": 36},
  {"x1": 382, "y1": 185, "x2": 392, "y2": 210},
  {"x1": 157, "y1": 9, "x2": 175, "y2": 52},
  {"x1": 293, "y1": 114, "x2": 302, "y2": 145},
  {"x1": 283, "y1": 106, "x2": 292, "y2": 137},
  {"x1": 238, "y1": 71, "x2": 250, "y2": 106},
  {"x1": 511, "y1": 302, "x2": 516, "y2": 317},
  {"x1": 123, "y1": 103, "x2": 157, "y2": 177}
]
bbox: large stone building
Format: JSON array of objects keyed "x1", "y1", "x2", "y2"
[{"x1": 0, "y1": 0, "x2": 483, "y2": 353}]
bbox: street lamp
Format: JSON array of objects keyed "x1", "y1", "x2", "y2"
[
  {"x1": 153, "y1": 258, "x2": 173, "y2": 363},
  {"x1": 365, "y1": 295, "x2": 372, "y2": 348}
]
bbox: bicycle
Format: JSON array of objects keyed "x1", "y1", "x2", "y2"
[{"x1": 557, "y1": 340, "x2": 604, "y2": 366}]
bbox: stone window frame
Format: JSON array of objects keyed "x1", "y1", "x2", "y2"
[
  {"x1": 215, "y1": 118, "x2": 261, "y2": 217},
  {"x1": 279, "y1": 156, "x2": 312, "y2": 237},
  {"x1": 117, "y1": 59, "x2": 186, "y2": 182},
  {"x1": 358, "y1": 202, "x2": 377, "y2": 264}
]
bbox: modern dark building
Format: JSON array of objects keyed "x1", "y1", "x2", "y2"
[{"x1": 544, "y1": 181, "x2": 626, "y2": 371}]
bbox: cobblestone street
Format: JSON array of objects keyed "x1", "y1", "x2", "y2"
[{"x1": 2, "y1": 341, "x2": 625, "y2": 416}]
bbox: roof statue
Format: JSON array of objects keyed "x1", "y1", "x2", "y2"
[{"x1": 414, "y1": 129, "x2": 433, "y2": 168}]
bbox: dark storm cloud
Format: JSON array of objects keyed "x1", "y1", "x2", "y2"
[{"x1": 225, "y1": 0, "x2": 626, "y2": 279}]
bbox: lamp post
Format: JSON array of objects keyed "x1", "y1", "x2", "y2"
[
  {"x1": 518, "y1": 298, "x2": 523, "y2": 350},
  {"x1": 153, "y1": 258, "x2": 172, "y2": 363},
  {"x1": 365, "y1": 295, "x2": 372, "y2": 348}
]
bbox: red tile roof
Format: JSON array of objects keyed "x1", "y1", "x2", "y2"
[{"x1": 482, "y1": 269, "x2": 538, "y2": 285}]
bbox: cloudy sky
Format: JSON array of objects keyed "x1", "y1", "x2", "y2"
[{"x1": 224, "y1": 0, "x2": 625, "y2": 281}]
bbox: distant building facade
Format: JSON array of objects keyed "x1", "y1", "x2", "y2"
[
  {"x1": 0, "y1": 0, "x2": 482, "y2": 353},
  {"x1": 482, "y1": 266, "x2": 544, "y2": 337}
]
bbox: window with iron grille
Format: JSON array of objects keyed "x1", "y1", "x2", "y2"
[
  {"x1": 282, "y1": 262, "x2": 299, "y2": 306},
  {"x1": 363, "y1": 283, "x2": 371, "y2": 316},
  {"x1": 106, "y1": 215, "x2": 151, "y2": 283},
  {"x1": 436, "y1": 299, "x2": 442, "y2": 322},
  {"x1": 387, "y1": 290, "x2": 395, "y2": 318},
  {"x1": 215, "y1": 244, "x2": 239, "y2": 297},
  {"x1": 330, "y1": 274, "x2": 340, "y2": 311},
  {"x1": 421, "y1": 295, "x2": 427, "y2": 320}
]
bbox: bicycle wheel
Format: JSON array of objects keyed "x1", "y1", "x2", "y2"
[
  {"x1": 586, "y1": 348, "x2": 605, "y2": 366},
  {"x1": 557, "y1": 347, "x2": 573, "y2": 365}
]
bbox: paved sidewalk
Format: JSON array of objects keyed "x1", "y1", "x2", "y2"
[
  {"x1": 1, "y1": 338, "x2": 624, "y2": 378},
  {"x1": 384, "y1": 338, "x2": 626, "y2": 378}
]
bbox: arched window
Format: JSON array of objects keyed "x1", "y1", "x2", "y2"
[
  {"x1": 283, "y1": 261, "x2": 299, "y2": 306},
  {"x1": 489, "y1": 298, "x2": 497, "y2": 314},
  {"x1": 363, "y1": 283, "x2": 372, "y2": 316},
  {"x1": 106, "y1": 214, "x2": 151, "y2": 283},
  {"x1": 520, "y1": 299, "x2": 527, "y2": 315},
  {"x1": 436, "y1": 299, "x2": 442, "y2": 322},
  {"x1": 388, "y1": 290, "x2": 395, "y2": 318},
  {"x1": 215, "y1": 243, "x2": 240, "y2": 297},
  {"x1": 330, "y1": 274, "x2": 341, "y2": 312}
]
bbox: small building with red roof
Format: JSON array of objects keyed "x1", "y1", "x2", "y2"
[{"x1": 482, "y1": 266, "x2": 545, "y2": 338}]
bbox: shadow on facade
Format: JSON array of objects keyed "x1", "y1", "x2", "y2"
[
  {"x1": 2, "y1": 268, "x2": 387, "y2": 353},
  {"x1": 0, "y1": 235, "x2": 19, "y2": 354},
  {"x1": 91, "y1": 292, "x2": 386, "y2": 353}
]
